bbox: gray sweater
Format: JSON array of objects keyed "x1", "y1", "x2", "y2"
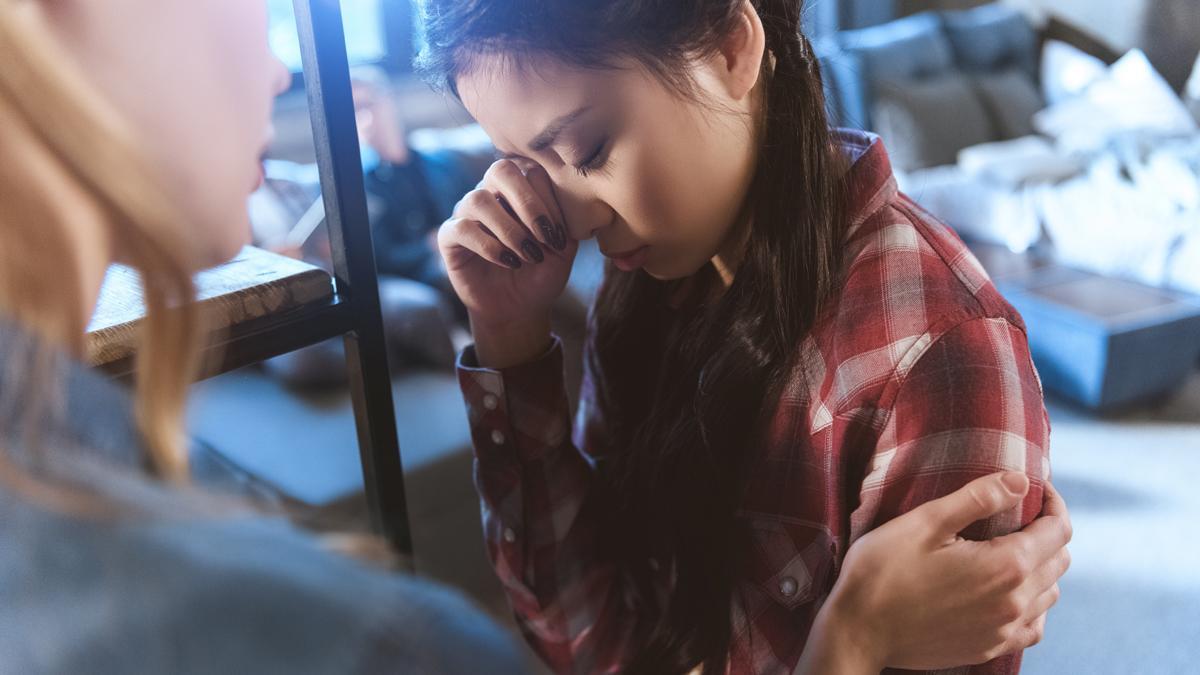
[{"x1": 0, "y1": 317, "x2": 526, "y2": 674}]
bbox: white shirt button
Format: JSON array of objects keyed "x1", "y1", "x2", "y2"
[
  {"x1": 490, "y1": 429, "x2": 506, "y2": 445},
  {"x1": 482, "y1": 394, "x2": 499, "y2": 411},
  {"x1": 503, "y1": 527, "x2": 518, "y2": 543},
  {"x1": 779, "y1": 576, "x2": 799, "y2": 597}
]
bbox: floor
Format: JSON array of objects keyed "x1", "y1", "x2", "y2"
[{"x1": 1022, "y1": 372, "x2": 1200, "y2": 674}]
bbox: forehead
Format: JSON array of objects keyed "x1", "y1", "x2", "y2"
[{"x1": 455, "y1": 53, "x2": 634, "y2": 152}]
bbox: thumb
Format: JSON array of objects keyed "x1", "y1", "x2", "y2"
[{"x1": 922, "y1": 472, "x2": 1028, "y2": 538}]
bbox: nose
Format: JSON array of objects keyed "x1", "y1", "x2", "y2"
[
  {"x1": 271, "y1": 55, "x2": 293, "y2": 96},
  {"x1": 554, "y1": 182, "x2": 614, "y2": 242}
]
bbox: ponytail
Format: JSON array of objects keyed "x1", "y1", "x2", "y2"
[{"x1": 613, "y1": 3, "x2": 850, "y2": 672}]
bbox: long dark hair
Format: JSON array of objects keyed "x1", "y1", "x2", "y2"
[{"x1": 417, "y1": 2, "x2": 849, "y2": 672}]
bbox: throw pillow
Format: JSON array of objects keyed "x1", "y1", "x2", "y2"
[
  {"x1": 1034, "y1": 49, "x2": 1198, "y2": 154},
  {"x1": 973, "y1": 68, "x2": 1045, "y2": 140},
  {"x1": 942, "y1": 4, "x2": 1039, "y2": 82},
  {"x1": 871, "y1": 73, "x2": 996, "y2": 172},
  {"x1": 1040, "y1": 40, "x2": 1108, "y2": 106},
  {"x1": 839, "y1": 12, "x2": 955, "y2": 83}
]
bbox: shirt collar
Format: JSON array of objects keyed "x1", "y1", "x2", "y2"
[{"x1": 833, "y1": 129, "x2": 900, "y2": 241}]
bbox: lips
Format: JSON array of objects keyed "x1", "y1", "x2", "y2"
[
  {"x1": 254, "y1": 160, "x2": 266, "y2": 190},
  {"x1": 604, "y1": 245, "x2": 649, "y2": 272}
]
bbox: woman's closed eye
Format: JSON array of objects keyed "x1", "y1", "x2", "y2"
[{"x1": 573, "y1": 135, "x2": 610, "y2": 178}]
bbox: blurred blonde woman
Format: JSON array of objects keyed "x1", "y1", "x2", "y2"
[
  {"x1": 0, "y1": 1, "x2": 1068, "y2": 673},
  {"x1": 0, "y1": 1, "x2": 526, "y2": 672}
]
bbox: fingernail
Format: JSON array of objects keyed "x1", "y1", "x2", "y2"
[
  {"x1": 553, "y1": 221, "x2": 568, "y2": 251},
  {"x1": 1002, "y1": 472, "x2": 1027, "y2": 494},
  {"x1": 521, "y1": 239, "x2": 545, "y2": 263},
  {"x1": 500, "y1": 250, "x2": 522, "y2": 269},
  {"x1": 536, "y1": 216, "x2": 558, "y2": 249}
]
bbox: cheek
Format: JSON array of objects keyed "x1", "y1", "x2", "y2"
[
  {"x1": 165, "y1": 1, "x2": 274, "y2": 267},
  {"x1": 620, "y1": 131, "x2": 741, "y2": 254}
]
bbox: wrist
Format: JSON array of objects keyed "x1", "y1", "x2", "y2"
[
  {"x1": 803, "y1": 587, "x2": 886, "y2": 674},
  {"x1": 470, "y1": 314, "x2": 552, "y2": 370}
]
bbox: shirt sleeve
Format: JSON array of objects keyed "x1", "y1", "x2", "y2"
[
  {"x1": 456, "y1": 336, "x2": 637, "y2": 674},
  {"x1": 850, "y1": 317, "x2": 1051, "y2": 675}
]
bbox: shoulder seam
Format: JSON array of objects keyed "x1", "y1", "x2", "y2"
[{"x1": 871, "y1": 315, "x2": 1028, "y2": 434}]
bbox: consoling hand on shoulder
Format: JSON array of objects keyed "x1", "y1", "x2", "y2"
[{"x1": 802, "y1": 472, "x2": 1071, "y2": 673}]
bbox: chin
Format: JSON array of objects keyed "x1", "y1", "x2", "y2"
[
  {"x1": 642, "y1": 266, "x2": 679, "y2": 281},
  {"x1": 198, "y1": 219, "x2": 252, "y2": 270},
  {"x1": 643, "y1": 255, "x2": 708, "y2": 282}
]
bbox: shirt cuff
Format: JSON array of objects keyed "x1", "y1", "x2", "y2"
[{"x1": 456, "y1": 336, "x2": 572, "y2": 464}]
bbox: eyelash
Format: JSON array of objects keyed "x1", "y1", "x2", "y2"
[{"x1": 574, "y1": 137, "x2": 610, "y2": 178}]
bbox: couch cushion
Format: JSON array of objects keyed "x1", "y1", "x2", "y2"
[
  {"x1": 839, "y1": 12, "x2": 954, "y2": 83},
  {"x1": 973, "y1": 68, "x2": 1044, "y2": 139},
  {"x1": 815, "y1": 37, "x2": 869, "y2": 129},
  {"x1": 871, "y1": 73, "x2": 996, "y2": 171},
  {"x1": 942, "y1": 4, "x2": 1039, "y2": 81}
]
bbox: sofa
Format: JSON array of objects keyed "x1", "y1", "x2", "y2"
[
  {"x1": 818, "y1": 4, "x2": 1045, "y2": 172},
  {"x1": 815, "y1": 3, "x2": 1200, "y2": 411}
]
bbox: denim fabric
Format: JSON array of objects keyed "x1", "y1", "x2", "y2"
[{"x1": 0, "y1": 316, "x2": 526, "y2": 674}]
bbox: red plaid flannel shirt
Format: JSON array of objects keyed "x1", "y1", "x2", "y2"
[{"x1": 457, "y1": 131, "x2": 1051, "y2": 675}]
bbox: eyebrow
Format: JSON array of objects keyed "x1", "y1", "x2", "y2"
[{"x1": 497, "y1": 105, "x2": 592, "y2": 160}]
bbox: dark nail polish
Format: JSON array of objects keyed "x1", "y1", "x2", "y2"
[
  {"x1": 521, "y1": 239, "x2": 545, "y2": 263},
  {"x1": 500, "y1": 250, "x2": 522, "y2": 269},
  {"x1": 553, "y1": 221, "x2": 568, "y2": 251},
  {"x1": 536, "y1": 216, "x2": 557, "y2": 249}
]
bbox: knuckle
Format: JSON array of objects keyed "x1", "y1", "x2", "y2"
[
  {"x1": 969, "y1": 485, "x2": 996, "y2": 513},
  {"x1": 524, "y1": 162, "x2": 550, "y2": 183},
  {"x1": 1028, "y1": 626, "x2": 1044, "y2": 647},
  {"x1": 514, "y1": 193, "x2": 543, "y2": 216},
  {"x1": 998, "y1": 622, "x2": 1021, "y2": 646},
  {"x1": 997, "y1": 596, "x2": 1024, "y2": 624},
  {"x1": 442, "y1": 217, "x2": 475, "y2": 242},
  {"x1": 489, "y1": 158, "x2": 523, "y2": 181},
  {"x1": 463, "y1": 189, "x2": 494, "y2": 211},
  {"x1": 1008, "y1": 547, "x2": 1034, "y2": 580},
  {"x1": 438, "y1": 217, "x2": 461, "y2": 240},
  {"x1": 1061, "y1": 516, "x2": 1075, "y2": 544},
  {"x1": 1002, "y1": 565, "x2": 1025, "y2": 591}
]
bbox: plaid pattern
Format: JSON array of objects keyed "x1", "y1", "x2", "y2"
[{"x1": 457, "y1": 131, "x2": 1050, "y2": 675}]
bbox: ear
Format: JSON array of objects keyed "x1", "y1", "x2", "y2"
[{"x1": 713, "y1": 0, "x2": 767, "y2": 102}]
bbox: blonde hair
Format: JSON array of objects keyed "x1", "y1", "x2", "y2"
[{"x1": 0, "y1": 3, "x2": 200, "y2": 484}]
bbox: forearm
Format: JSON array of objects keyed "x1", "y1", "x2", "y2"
[{"x1": 458, "y1": 337, "x2": 639, "y2": 672}]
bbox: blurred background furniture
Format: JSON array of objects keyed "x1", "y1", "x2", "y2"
[{"x1": 814, "y1": 2, "x2": 1200, "y2": 410}]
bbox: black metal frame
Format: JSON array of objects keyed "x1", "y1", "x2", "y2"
[
  {"x1": 291, "y1": 0, "x2": 414, "y2": 557},
  {"x1": 280, "y1": 0, "x2": 416, "y2": 94}
]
